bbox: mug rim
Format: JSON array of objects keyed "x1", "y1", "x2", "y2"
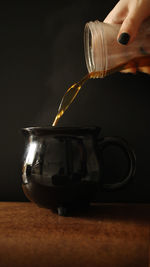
[{"x1": 22, "y1": 126, "x2": 101, "y2": 137}]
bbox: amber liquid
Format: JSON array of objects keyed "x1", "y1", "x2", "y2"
[{"x1": 52, "y1": 55, "x2": 150, "y2": 126}]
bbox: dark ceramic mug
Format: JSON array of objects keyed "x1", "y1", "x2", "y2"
[{"x1": 22, "y1": 127, "x2": 136, "y2": 216}]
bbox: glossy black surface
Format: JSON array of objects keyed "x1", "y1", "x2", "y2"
[{"x1": 22, "y1": 127, "x2": 136, "y2": 214}]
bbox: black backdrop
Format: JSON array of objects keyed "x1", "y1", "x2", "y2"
[{"x1": 0, "y1": 0, "x2": 150, "y2": 202}]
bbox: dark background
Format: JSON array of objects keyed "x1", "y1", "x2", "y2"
[{"x1": 0, "y1": 0, "x2": 150, "y2": 202}]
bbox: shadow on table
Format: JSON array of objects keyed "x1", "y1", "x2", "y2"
[{"x1": 66, "y1": 203, "x2": 150, "y2": 224}]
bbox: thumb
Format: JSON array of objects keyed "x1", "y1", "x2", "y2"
[{"x1": 117, "y1": 11, "x2": 144, "y2": 45}]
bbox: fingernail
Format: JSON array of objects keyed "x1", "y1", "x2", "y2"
[{"x1": 118, "y1": 32, "x2": 130, "y2": 45}]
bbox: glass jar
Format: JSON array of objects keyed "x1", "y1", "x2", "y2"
[{"x1": 84, "y1": 19, "x2": 150, "y2": 77}]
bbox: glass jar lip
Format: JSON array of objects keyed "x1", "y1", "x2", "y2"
[
  {"x1": 84, "y1": 20, "x2": 107, "y2": 75},
  {"x1": 84, "y1": 23, "x2": 95, "y2": 73},
  {"x1": 22, "y1": 126, "x2": 101, "y2": 137}
]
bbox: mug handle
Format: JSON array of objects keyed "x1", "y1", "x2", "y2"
[{"x1": 98, "y1": 136, "x2": 136, "y2": 190}]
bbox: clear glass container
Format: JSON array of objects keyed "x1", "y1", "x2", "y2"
[{"x1": 84, "y1": 19, "x2": 150, "y2": 77}]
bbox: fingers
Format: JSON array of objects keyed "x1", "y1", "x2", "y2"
[
  {"x1": 121, "y1": 65, "x2": 150, "y2": 74},
  {"x1": 104, "y1": 0, "x2": 150, "y2": 46},
  {"x1": 104, "y1": 0, "x2": 128, "y2": 24},
  {"x1": 117, "y1": 0, "x2": 150, "y2": 45},
  {"x1": 138, "y1": 66, "x2": 150, "y2": 74},
  {"x1": 117, "y1": 10, "x2": 144, "y2": 45},
  {"x1": 120, "y1": 68, "x2": 137, "y2": 74},
  {"x1": 103, "y1": 0, "x2": 150, "y2": 75},
  {"x1": 121, "y1": 54, "x2": 150, "y2": 74}
]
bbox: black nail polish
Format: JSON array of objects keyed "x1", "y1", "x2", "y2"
[{"x1": 118, "y1": 33, "x2": 130, "y2": 45}]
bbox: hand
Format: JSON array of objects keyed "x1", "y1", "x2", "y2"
[
  {"x1": 104, "y1": 0, "x2": 150, "y2": 45},
  {"x1": 104, "y1": 0, "x2": 150, "y2": 74}
]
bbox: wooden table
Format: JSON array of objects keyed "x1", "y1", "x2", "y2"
[{"x1": 0, "y1": 202, "x2": 149, "y2": 267}]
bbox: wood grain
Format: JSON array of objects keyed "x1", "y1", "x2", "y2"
[{"x1": 0, "y1": 202, "x2": 149, "y2": 267}]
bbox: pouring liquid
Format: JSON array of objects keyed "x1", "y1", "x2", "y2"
[{"x1": 52, "y1": 55, "x2": 150, "y2": 126}]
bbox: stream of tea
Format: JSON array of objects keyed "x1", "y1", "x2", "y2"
[{"x1": 52, "y1": 55, "x2": 150, "y2": 126}]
